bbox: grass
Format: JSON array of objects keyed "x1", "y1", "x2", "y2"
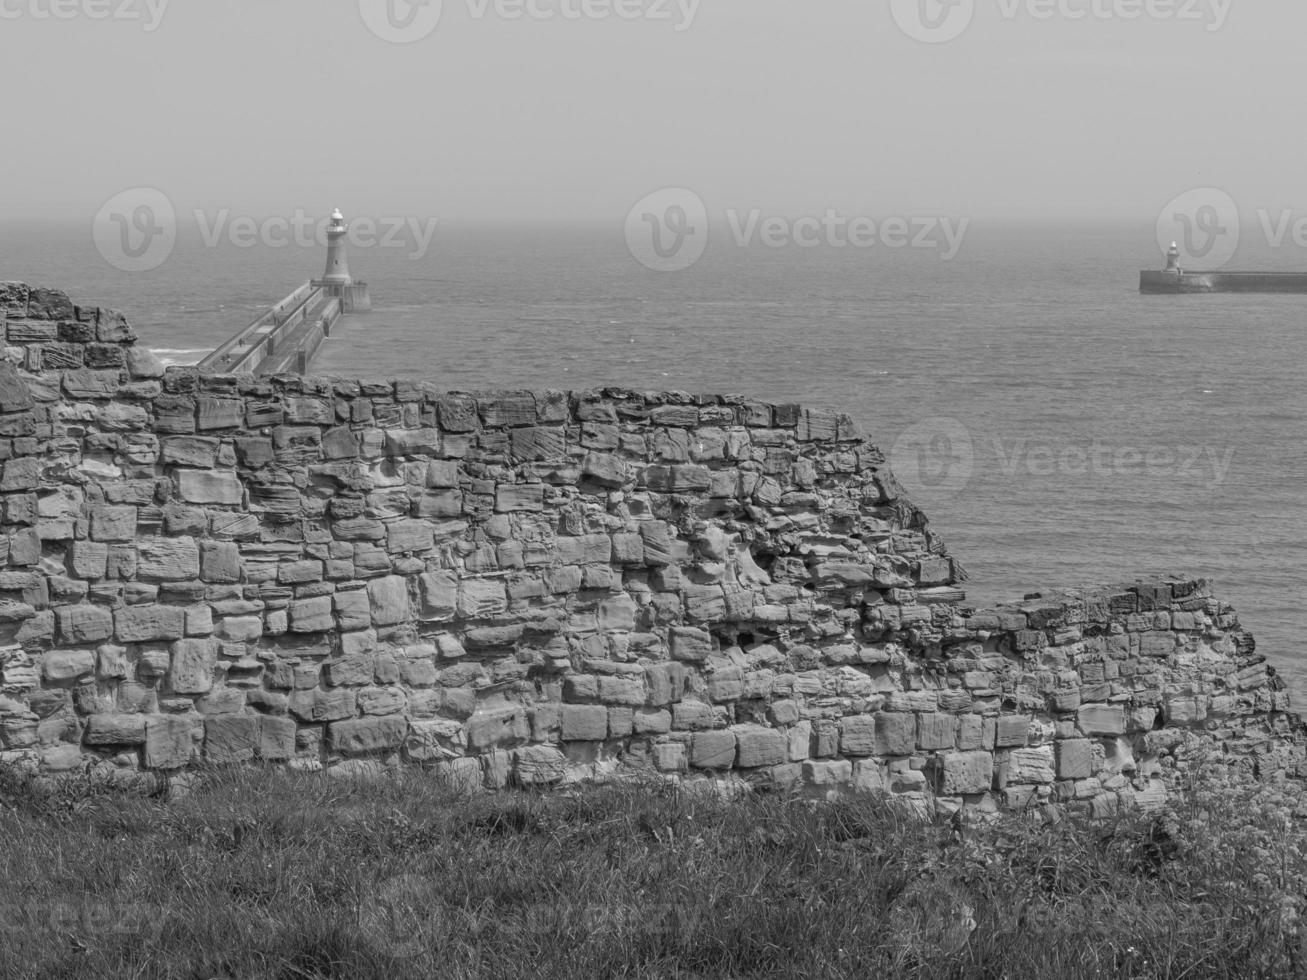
[{"x1": 0, "y1": 765, "x2": 1305, "y2": 979}]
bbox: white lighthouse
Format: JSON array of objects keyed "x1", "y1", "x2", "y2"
[{"x1": 321, "y1": 208, "x2": 352, "y2": 286}]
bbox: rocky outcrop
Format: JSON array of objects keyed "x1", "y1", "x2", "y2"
[{"x1": 0, "y1": 281, "x2": 1301, "y2": 814}]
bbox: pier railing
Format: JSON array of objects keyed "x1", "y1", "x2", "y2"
[{"x1": 196, "y1": 281, "x2": 324, "y2": 374}]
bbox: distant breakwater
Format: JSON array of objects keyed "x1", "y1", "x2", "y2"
[{"x1": 0, "y1": 279, "x2": 1301, "y2": 815}]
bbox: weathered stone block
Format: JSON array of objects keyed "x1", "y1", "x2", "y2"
[
  {"x1": 290, "y1": 596, "x2": 334, "y2": 633},
  {"x1": 137, "y1": 537, "x2": 200, "y2": 580},
  {"x1": 330, "y1": 715, "x2": 409, "y2": 754},
  {"x1": 204, "y1": 715, "x2": 259, "y2": 763},
  {"x1": 259, "y1": 716, "x2": 297, "y2": 760},
  {"x1": 940, "y1": 751, "x2": 994, "y2": 795},
  {"x1": 367, "y1": 575, "x2": 411, "y2": 626},
  {"x1": 84, "y1": 714, "x2": 148, "y2": 746},
  {"x1": 55, "y1": 605, "x2": 113, "y2": 645},
  {"x1": 734, "y1": 725, "x2": 787, "y2": 768},
  {"x1": 465, "y1": 705, "x2": 528, "y2": 751},
  {"x1": 1077, "y1": 704, "x2": 1126, "y2": 736},
  {"x1": 43, "y1": 649, "x2": 96, "y2": 683},
  {"x1": 457, "y1": 578, "x2": 507, "y2": 619},
  {"x1": 116, "y1": 605, "x2": 186, "y2": 643},
  {"x1": 495, "y1": 485, "x2": 544, "y2": 513},
  {"x1": 144, "y1": 716, "x2": 194, "y2": 769},
  {"x1": 200, "y1": 542, "x2": 241, "y2": 583},
  {"x1": 690, "y1": 730, "x2": 736, "y2": 769},
  {"x1": 1056, "y1": 739, "x2": 1095, "y2": 780},
  {"x1": 169, "y1": 638, "x2": 218, "y2": 695},
  {"x1": 561, "y1": 704, "x2": 609, "y2": 741},
  {"x1": 176, "y1": 470, "x2": 243, "y2": 505}
]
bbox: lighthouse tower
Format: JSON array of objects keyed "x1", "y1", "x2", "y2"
[
  {"x1": 1165, "y1": 241, "x2": 1181, "y2": 273},
  {"x1": 322, "y1": 208, "x2": 352, "y2": 285}
]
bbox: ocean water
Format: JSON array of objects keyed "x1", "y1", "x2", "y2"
[{"x1": 0, "y1": 221, "x2": 1304, "y2": 701}]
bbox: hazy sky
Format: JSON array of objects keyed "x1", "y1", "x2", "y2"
[{"x1": 3, "y1": 0, "x2": 1305, "y2": 225}]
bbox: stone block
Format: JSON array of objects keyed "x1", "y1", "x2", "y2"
[
  {"x1": 995, "y1": 715, "x2": 1030, "y2": 748},
  {"x1": 840, "y1": 714, "x2": 877, "y2": 755},
  {"x1": 465, "y1": 705, "x2": 528, "y2": 751},
  {"x1": 176, "y1": 470, "x2": 243, "y2": 505},
  {"x1": 144, "y1": 716, "x2": 194, "y2": 769},
  {"x1": 169, "y1": 638, "x2": 217, "y2": 695},
  {"x1": 457, "y1": 578, "x2": 507, "y2": 619},
  {"x1": 84, "y1": 714, "x2": 148, "y2": 746},
  {"x1": 514, "y1": 745, "x2": 568, "y2": 785},
  {"x1": 1056, "y1": 739, "x2": 1095, "y2": 780},
  {"x1": 803, "y1": 759, "x2": 854, "y2": 786},
  {"x1": 204, "y1": 715, "x2": 259, "y2": 763},
  {"x1": 1077, "y1": 704, "x2": 1126, "y2": 736},
  {"x1": 116, "y1": 605, "x2": 186, "y2": 643},
  {"x1": 200, "y1": 541, "x2": 241, "y2": 583},
  {"x1": 367, "y1": 575, "x2": 411, "y2": 626},
  {"x1": 561, "y1": 704, "x2": 609, "y2": 741},
  {"x1": 386, "y1": 520, "x2": 434, "y2": 555},
  {"x1": 55, "y1": 605, "x2": 113, "y2": 644},
  {"x1": 940, "y1": 751, "x2": 994, "y2": 795},
  {"x1": 259, "y1": 716, "x2": 297, "y2": 760},
  {"x1": 69, "y1": 541, "x2": 109, "y2": 579},
  {"x1": 290, "y1": 596, "x2": 334, "y2": 633},
  {"x1": 1002, "y1": 746, "x2": 1056, "y2": 786},
  {"x1": 874, "y1": 712, "x2": 916, "y2": 756},
  {"x1": 734, "y1": 725, "x2": 787, "y2": 768},
  {"x1": 137, "y1": 537, "x2": 200, "y2": 580},
  {"x1": 495, "y1": 484, "x2": 544, "y2": 513},
  {"x1": 690, "y1": 730, "x2": 736, "y2": 769},
  {"x1": 289, "y1": 688, "x2": 356, "y2": 723},
  {"x1": 670, "y1": 626, "x2": 712, "y2": 662},
  {"x1": 89, "y1": 504, "x2": 136, "y2": 542},
  {"x1": 330, "y1": 715, "x2": 409, "y2": 754},
  {"x1": 42, "y1": 649, "x2": 95, "y2": 683}
]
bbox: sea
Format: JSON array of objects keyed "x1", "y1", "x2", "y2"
[{"x1": 1, "y1": 220, "x2": 1304, "y2": 702}]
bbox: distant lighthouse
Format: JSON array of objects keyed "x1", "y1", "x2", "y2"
[
  {"x1": 322, "y1": 208, "x2": 352, "y2": 285},
  {"x1": 315, "y1": 208, "x2": 371, "y2": 312}
]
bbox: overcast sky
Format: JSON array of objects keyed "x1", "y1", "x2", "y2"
[{"x1": 3, "y1": 0, "x2": 1304, "y2": 225}]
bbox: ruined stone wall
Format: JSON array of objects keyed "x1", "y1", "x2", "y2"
[{"x1": 0, "y1": 281, "x2": 1301, "y2": 813}]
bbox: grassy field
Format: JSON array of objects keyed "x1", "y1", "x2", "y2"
[{"x1": 0, "y1": 765, "x2": 1304, "y2": 979}]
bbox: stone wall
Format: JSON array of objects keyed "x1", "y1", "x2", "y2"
[{"x1": 0, "y1": 281, "x2": 1301, "y2": 814}]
